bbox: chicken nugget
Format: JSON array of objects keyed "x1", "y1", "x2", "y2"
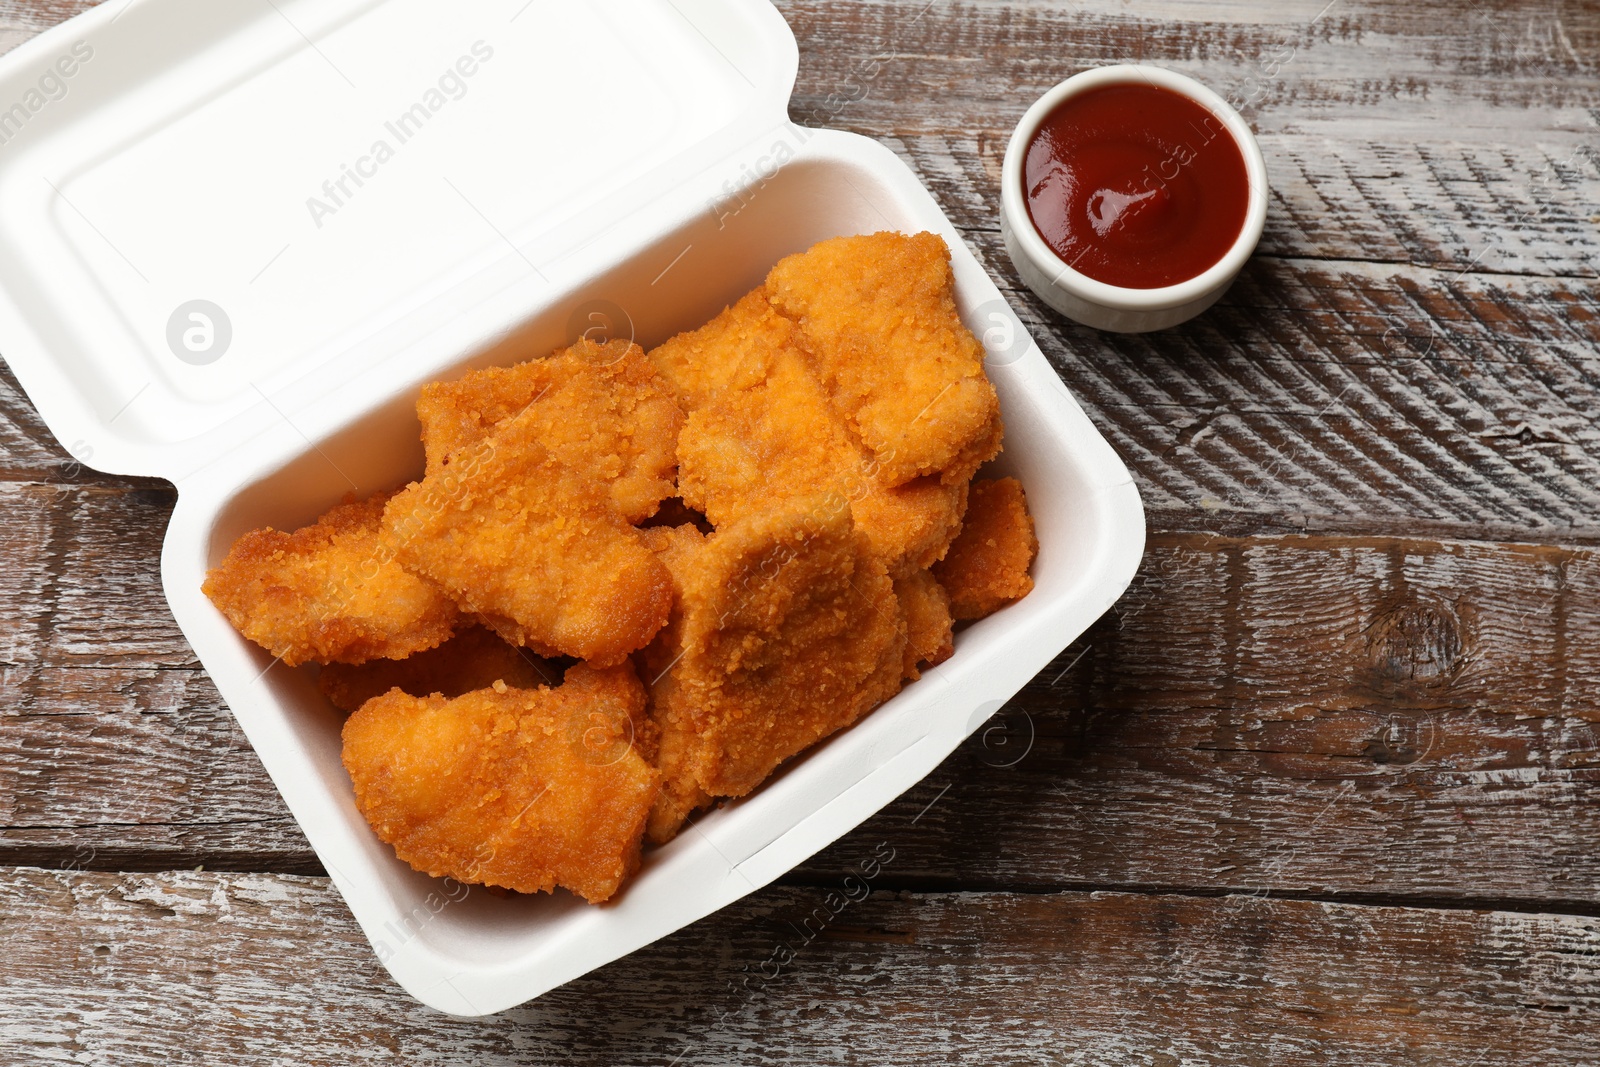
[
  {"x1": 933, "y1": 477, "x2": 1038, "y2": 620},
  {"x1": 341, "y1": 662, "x2": 659, "y2": 903},
  {"x1": 645, "y1": 497, "x2": 905, "y2": 843},
  {"x1": 203, "y1": 490, "x2": 460, "y2": 666},
  {"x1": 942, "y1": 410, "x2": 1006, "y2": 488},
  {"x1": 765, "y1": 231, "x2": 1002, "y2": 486},
  {"x1": 318, "y1": 624, "x2": 558, "y2": 712},
  {"x1": 646, "y1": 288, "x2": 798, "y2": 412},
  {"x1": 676, "y1": 351, "x2": 966, "y2": 578},
  {"x1": 851, "y1": 475, "x2": 968, "y2": 578},
  {"x1": 383, "y1": 414, "x2": 672, "y2": 668},
  {"x1": 561, "y1": 656, "x2": 657, "y2": 767},
  {"x1": 636, "y1": 522, "x2": 707, "y2": 569},
  {"x1": 645, "y1": 720, "x2": 715, "y2": 845},
  {"x1": 417, "y1": 339, "x2": 683, "y2": 522},
  {"x1": 895, "y1": 569, "x2": 955, "y2": 681},
  {"x1": 636, "y1": 523, "x2": 715, "y2": 840}
]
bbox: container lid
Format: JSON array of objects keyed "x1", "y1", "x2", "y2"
[{"x1": 0, "y1": 0, "x2": 796, "y2": 478}]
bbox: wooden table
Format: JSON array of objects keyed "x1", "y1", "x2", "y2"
[{"x1": 4, "y1": 0, "x2": 1598, "y2": 1062}]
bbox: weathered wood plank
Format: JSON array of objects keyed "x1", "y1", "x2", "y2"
[
  {"x1": 805, "y1": 533, "x2": 1600, "y2": 906},
  {"x1": 0, "y1": 0, "x2": 93, "y2": 56},
  {"x1": 0, "y1": 0, "x2": 1592, "y2": 902},
  {"x1": 0, "y1": 480, "x2": 189, "y2": 669},
  {"x1": 1012, "y1": 256, "x2": 1600, "y2": 545},
  {"x1": 777, "y1": 0, "x2": 1600, "y2": 544},
  {"x1": 5, "y1": 250, "x2": 1598, "y2": 673},
  {"x1": 0, "y1": 362, "x2": 66, "y2": 480},
  {"x1": 2, "y1": 865, "x2": 1597, "y2": 1065},
  {"x1": 8, "y1": 204, "x2": 1600, "y2": 537},
  {"x1": 0, "y1": 665, "x2": 313, "y2": 872},
  {"x1": 0, "y1": 0, "x2": 1590, "y2": 1058},
  {"x1": 784, "y1": 0, "x2": 1600, "y2": 279},
  {"x1": 0, "y1": 4, "x2": 1595, "y2": 544},
  {"x1": 8, "y1": 534, "x2": 1600, "y2": 912},
  {"x1": 5, "y1": 253, "x2": 1600, "y2": 543}
]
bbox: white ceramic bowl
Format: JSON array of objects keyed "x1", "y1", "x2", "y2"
[{"x1": 1000, "y1": 64, "x2": 1269, "y2": 333}]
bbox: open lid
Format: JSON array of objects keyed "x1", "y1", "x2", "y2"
[{"x1": 0, "y1": 0, "x2": 796, "y2": 479}]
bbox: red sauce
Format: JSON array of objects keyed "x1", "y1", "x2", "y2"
[{"x1": 1023, "y1": 82, "x2": 1249, "y2": 289}]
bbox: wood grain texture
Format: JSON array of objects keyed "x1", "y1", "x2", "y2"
[
  {"x1": 0, "y1": 0, "x2": 1596, "y2": 1053},
  {"x1": 10, "y1": 254, "x2": 1600, "y2": 546},
  {"x1": 778, "y1": 0, "x2": 1600, "y2": 541},
  {"x1": 3, "y1": 865, "x2": 1597, "y2": 1065},
  {"x1": 8, "y1": 533, "x2": 1599, "y2": 914},
  {"x1": 0, "y1": 665, "x2": 311, "y2": 872},
  {"x1": 5, "y1": 0, "x2": 1600, "y2": 541},
  {"x1": 0, "y1": 481, "x2": 189, "y2": 669},
  {"x1": 806, "y1": 533, "x2": 1600, "y2": 908},
  {"x1": 785, "y1": 0, "x2": 1600, "y2": 277},
  {"x1": 0, "y1": 0, "x2": 94, "y2": 55},
  {"x1": 1014, "y1": 256, "x2": 1600, "y2": 544}
]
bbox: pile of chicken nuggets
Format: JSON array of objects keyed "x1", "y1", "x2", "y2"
[{"x1": 204, "y1": 231, "x2": 1038, "y2": 904}]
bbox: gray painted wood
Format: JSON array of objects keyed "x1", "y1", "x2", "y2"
[
  {"x1": 6, "y1": 533, "x2": 1600, "y2": 913},
  {"x1": 0, "y1": 0, "x2": 1596, "y2": 1055},
  {"x1": 4, "y1": 866, "x2": 1599, "y2": 1065}
]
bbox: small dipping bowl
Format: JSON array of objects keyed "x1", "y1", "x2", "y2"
[{"x1": 1000, "y1": 64, "x2": 1268, "y2": 333}]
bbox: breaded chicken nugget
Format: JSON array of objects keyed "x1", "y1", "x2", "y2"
[
  {"x1": 676, "y1": 351, "x2": 966, "y2": 578},
  {"x1": 645, "y1": 720, "x2": 714, "y2": 845},
  {"x1": 417, "y1": 339, "x2": 683, "y2": 522},
  {"x1": 560, "y1": 656, "x2": 657, "y2": 768},
  {"x1": 318, "y1": 624, "x2": 558, "y2": 712},
  {"x1": 383, "y1": 414, "x2": 672, "y2": 668},
  {"x1": 203, "y1": 490, "x2": 459, "y2": 667},
  {"x1": 646, "y1": 288, "x2": 799, "y2": 412},
  {"x1": 765, "y1": 231, "x2": 1002, "y2": 486},
  {"x1": 852, "y1": 475, "x2": 968, "y2": 579},
  {"x1": 341, "y1": 662, "x2": 659, "y2": 903},
  {"x1": 895, "y1": 569, "x2": 955, "y2": 681},
  {"x1": 636, "y1": 522, "x2": 707, "y2": 568},
  {"x1": 942, "y1": 412, "x2": 1006, "y2": 488},
  {"x1": 933, "y1": 477, "x2": 1038, "y2": 620},
  {"x1": 636, "y1": 523, "x2": 714, "y2": 840},
  {"x1": 645, "y1": 498, "x2": 905, "y2": 843}
]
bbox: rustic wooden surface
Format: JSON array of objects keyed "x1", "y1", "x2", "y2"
[{"x1": 3, "y1": 0, "x2": 1599, "y2": 1062}]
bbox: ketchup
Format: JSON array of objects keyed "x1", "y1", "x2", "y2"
[{"x1": 1023, "y1": 82, "x2": 1249, "y2": 289}]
